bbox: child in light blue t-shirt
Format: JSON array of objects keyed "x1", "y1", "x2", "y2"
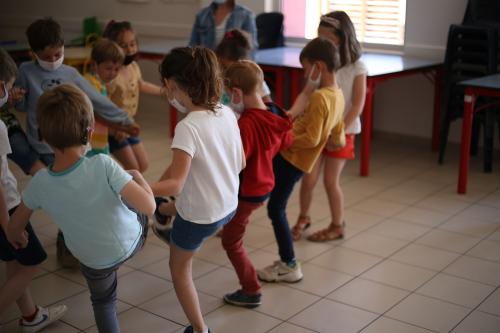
[{"x1": 6, "y1": 84, "x2": 155, "y2": 333}]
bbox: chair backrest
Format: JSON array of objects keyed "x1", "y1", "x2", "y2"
[
  {"x1": 463, "y1": 0, "x2": 500, "y2": 25},
  {"x1": 256, "y1": 12, "x2": 285, "y2": 49}
]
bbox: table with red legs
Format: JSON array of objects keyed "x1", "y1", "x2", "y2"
[
  {"x1": 457, "y1": 74, "x2": 500, "y2": 194},
  {"x1": 255, "y1": 47, "x2": 442, "y2": 176}
]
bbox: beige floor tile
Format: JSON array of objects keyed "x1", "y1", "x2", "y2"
[
  {"x1": 416, "y1": 194, "x2": 472, "y2": 215},
  {"x1": 54, "y1": 291, "x2": 132, "y2": 330},
  {"x1": 256, "y1": 284, "x2": 320, "y2": 320},
  {"x1": 368, "y1": 219, "x2": 430, "y2": 241},
  {"x1": 467, "y1": 240, "x2": 500, "y2": 263},
  {"x1": 288, "y1": 263, "x2": 354, "y2": 296},
  {"x1": 416, "y1": 229, "x2": 481, "y2": 254},
  {"x1": 289, "y1": 299, "x2": 378, "y2": 333},
  {"x1": 361, "y1": 260, "x2": 435, "y2": 291},
  {"x1": 309, "y1": 247, "x2": 382, "y2": 275},
  {"x1": 261, "y1": 237, "x2": 334, "y2": 262},
  {"x1": 139, "y1": 289, "x2": 222, "y2": 326},
  {"x1": 2, "y1": 320, "x2": 80, "y2": 333},
  {"x1": 340, "y1": 232, "x2": 408, "y2": 258},
  {"x1": 29, "y1": 274, "x2": 86, "y2": 307},
  {"x1": 194, "y1": 267, "x2": 240, "y2": 298},
  {"x1": 204, "y1": 305, "x2": 281, "y2": 333},
  {"x1": 351, "y1": 198, "x2": 407, "y2": 218},
  {"x1": 86, "y1": 308, "x2": 181, "y2": 333},
  {"x1": 439, "y1": 217, "x2": 500, "y2": 238},
  {"x1": 478, "y1": 190, "x2": 500, "y2": 209},
  {"x1": 38, "y1": 245, "x2": 63, "y2": 273},
  {"x1": 124, "y1": 242, "x2": 169, "y2": 269},
  {"x1": 393, "y1": 206, "x2": 451, "y2": 228},
  {"x1": 487, "y1": 229, "x2": 500, "y2": 242},
  {"x1": 142, "y1": 257, "x2": 218, "y2": 282},
  {"x1": 267, "y1": 322, "x2": 315, "y2": 333},
  {"x1": 390, "y1": 244, "x2": 460, "y2": 271},
  {"x1": 416, "y1": 273, "x2": 494, "y2": 308},
  {"x1": 451, "y1": 311, "x2": 500, "y2": 333},
  {"x1": 444, "y1": 256, "x2": 500, "y2": 286},
  {"x1": 327, "y1": 278, "x2": 409, "y2": 314},
  {"x1": 242, "y1": 224, "x2": 280, "y2": 249},
  {"x1": 456, "y1": 204, "x2": 500, "y2": 224},
  {"x1": 117, "y1": 270, "x2": 173, "y2": 305},
  {"x1": 193, "y1": 237, "x2": 233, "y2": 266},
  {"x1": 386, "y1": 294, "x2": 469, "y2": 333},
  {"x1": 343, "y1": 209, "x2": 386, "y2": 231},
  {"x1": 478, "y1": 288, "x2": 500, "y2": 316},
  {"x1": 360, "y1": 317, "x2": 434, "y2": 333}
]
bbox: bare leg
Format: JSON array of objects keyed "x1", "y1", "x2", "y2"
[
  {"x1": 298, "y1": 155, "x2": 324, "y2": 217},
  {"x1": 130, "y1": 143, "x2": 149, "y2": 173},
  {"x1": 323, "y1": 158, "x2": 346, "y2": 227},
  {"x1": 112, "y1": 146, "x2": 140, "y2": 171},
  {"x1": 169, "y1": 244, "x2": 206, "y2": 333},
  {"x1": 0, "y1": 261, "x2": 37, "y2": 316}
]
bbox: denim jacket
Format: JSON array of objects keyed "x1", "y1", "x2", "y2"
[{"x1": 189, "y1": 2, "x2": 258, "y2": 50}]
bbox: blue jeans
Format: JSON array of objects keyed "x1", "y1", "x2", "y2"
[
  {"x1": 80, "y1": 210, "x2": 148, "y2": 333},
  {"x1": 267, "y1": 154, "x2": 304, "y2": 264}
]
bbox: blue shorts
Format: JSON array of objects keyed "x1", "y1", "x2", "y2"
[
  {"x1": 8, "y1": 129, "x2": 54, "y2": 174},
  {"x1": 170, "y1": 210, "x2": 236, "y2": 251},
  {"x1": 108, "y1": 135, "x2": 141, "y2": 153},
  {"x1": 0, "y1": 206, "x2": 47, "y2": 266}
]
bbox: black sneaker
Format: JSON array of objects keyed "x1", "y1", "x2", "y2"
[
  {"x1": 153, "y1": 225, "x2": 172, "y2": 246},
  {"x1": 223, "y1": 289, "x2": 262, "y2": 308},
  {"x1": 184, "y1": 326, "x2": 211, "y2": 333}
]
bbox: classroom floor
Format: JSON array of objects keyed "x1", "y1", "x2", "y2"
[{"x1": 1, "y1": 105, "x2": 500, "y2": 333}]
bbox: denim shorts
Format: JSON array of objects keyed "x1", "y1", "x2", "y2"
[
  {"x1": 8, "y1": 129, "x2": 54, "y2": 174},
  {"x1": 170, "y1": 210, "x2": 236, "y2": 251},
  {"x1": 108, "y1": 135, "x2": 141, "y2": 153}
]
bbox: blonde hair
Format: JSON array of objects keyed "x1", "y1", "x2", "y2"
[
  {"x1": 224, "y1": 60, "x2": 263, "y2": 95},
  {"x1": 91, "y1": 38, "x2": 124, "y2": 64},
  {"x1": 37, "y1": 84, "x2": 94, "y2": 150}
]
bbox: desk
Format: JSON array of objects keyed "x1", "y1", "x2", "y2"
[
  {"x1": 256, "y1": 47, "x2": 442, "y2": 176},
  {"x1": 457, "y1": 74, "x2": 500, "y2": 194}
]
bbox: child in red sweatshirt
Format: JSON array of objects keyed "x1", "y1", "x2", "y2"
[{"x1": 221, "y1": 60, "x2": 293, "y2": 308}]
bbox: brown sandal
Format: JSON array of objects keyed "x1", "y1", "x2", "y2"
[
  {"x1": 307, "y1": 222, "x2": 345, "y2": 242},
  {"x1": 291, "y1": 215, "x2": 312, "y2": 241}
]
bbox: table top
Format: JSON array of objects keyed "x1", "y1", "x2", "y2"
[
  {"x1": 139, "y1": 38, "x2": 189, "y2": 56},
  {"x1": 459, "y1": 74, "x2": 500, "y2": 90},
  {"x1": 255, "y1": 47, "x2": 442, "y2": 77}
]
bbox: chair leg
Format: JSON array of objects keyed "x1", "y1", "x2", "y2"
[
  {"x1": 438, "y1": 112, "x2": 452, "y2": 164},
  {"x1": 470, "y1": 115, "x2": 481, "y2": 156},
  {"x1": 483, "y1": 110, "x2": 495, "y2": 173}
]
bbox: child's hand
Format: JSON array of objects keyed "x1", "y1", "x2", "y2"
[
  {"x1": 113, "y1": 131, "x2": 129, "y2": 143},
  {"x1": 125, "y1": 123, "x2": 140, "y2": 137},
  {"x1": 7, "y1": 229, "x2": 29, "y2": 249},
  {"x1": 127, "y1": 169, "x2": 141, "y2": 180},
  {"x1": 325, "y1": 135, "x2": 346, "y2": 152},
  {"x1": 7, "y1": 87, "x2": 26, "y2": 105}
]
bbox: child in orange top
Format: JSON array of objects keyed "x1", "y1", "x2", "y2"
[
  {"x1": 257, "y1": 38, "x2": 345, "y2": 283},
  {"x1": 103, "y1": 21, "x2": 163, "y2": 172}
]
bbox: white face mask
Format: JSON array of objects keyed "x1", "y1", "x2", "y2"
[
  {"x1": 169, "y1": 97, "x2": 188, "y2": 114},
  {"x1": 229, "y1": 94, "x2": 244, "y2": 115},
  {"x1": 307, "y1": 64, "x2": 322, "y2": 89},
  {"x1": 0, "y1": 83, "x2": 8, "y2": 108},
  {"x1": 36, "y1": 54, "x2": 64, "y2": 72}
]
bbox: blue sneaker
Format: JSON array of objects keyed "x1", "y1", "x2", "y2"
[{"x1": 224, "y1": 289, "x2": 262, "y2": 308}]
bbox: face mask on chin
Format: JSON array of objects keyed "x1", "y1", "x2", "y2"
[
  {"x1": 0, "y1": 83, "x2": 8, "y2": 108},
  {"x1": 229, "y1": 94, "x2": 244, "y2": 115},
  {"x1": 123, "y1": 53, "x2": 137, "y2": 66},
  {"x1": 169, "y1": 97, "x2": 188, "y2": 114},
  {"x1": 36, "y1": 54, "x2": 64, "y2": 72}
]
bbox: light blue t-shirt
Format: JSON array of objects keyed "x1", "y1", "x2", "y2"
[{"x1": 22, "y1": 154, "x2": 141, "y2": 269}]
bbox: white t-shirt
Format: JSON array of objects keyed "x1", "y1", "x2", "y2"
[
  {"x1": 215, "y1": 15, "x2": 230, "y2": 47},
  {"x1": 0, "y1": 120, "x2": 21, "y2": 210},
  {"x1": 172, "y1": 105, "x2": 244, "y2": 224},
  {"x1": 336, "y1": 60, "x2": 368, "y2": 134}
]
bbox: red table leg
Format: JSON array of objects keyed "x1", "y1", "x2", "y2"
[
  {"x1": 458, "y1": 89, "x2": 476, "y2": 194},
  {"x1": 290, "y1": 69, "x2": 302, "y2": 103},
  {"x1": 169, "y1": 106, "x2": 177, "y2": 138},
  {"x1": 360, "y1": 78, "x2": 375, "y2": 177},
  {"x1": 431, "y1": 67, "x2": 443, "y2": 152}
]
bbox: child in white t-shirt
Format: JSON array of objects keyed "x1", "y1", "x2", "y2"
[{"x1": 152, "y1": 47, "x2": 244, "y2": 333}]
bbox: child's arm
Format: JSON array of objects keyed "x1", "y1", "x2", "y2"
[
  {"x1": 139, "y1": 79, "x2": 162, "y2": 96},
  {"x1": 74, "y1": 72, "x2": 133, "y2": 126},
  {"x1": 120, "y1": 170, "x2": 155, "y2": 216},
  {"x1": 94, "y1": 113, "x2": 140, "y2": 137},
  {"x1": 0, "y1": 184, "x2": 9, "y2": 232},
  {"x1": 343, "y1": 74, "x2": 366, "y2": 129},
  {"x1": 151, "y1": 149, "x2": 191, "y2": 197},
  {"x1": 6, "y1": 202, "x2": 32, "y2": 249},
  {"x1": 287, "y1": 66, "x2": 320, "y2": 119}
]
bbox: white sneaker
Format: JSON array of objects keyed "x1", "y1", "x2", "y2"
[
  {"x1": 257, "y1": 260, "x2": 303, "y2": 283},
  {"x1": 19, "y1": 305, "x2": 68, "y2": 333}
]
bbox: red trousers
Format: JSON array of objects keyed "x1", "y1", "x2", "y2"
[{"x1": 221, "y1": 200, "x2": 263, "y2": 295}]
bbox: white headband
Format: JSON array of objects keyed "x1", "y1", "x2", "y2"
[{"x1": 320, "y1": 15, "x2": 341, "y2": 30}]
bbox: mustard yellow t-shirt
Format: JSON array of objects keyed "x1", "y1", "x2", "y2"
[
  {"x1": 83, "y1": 73, "x2": 110, "y2": 155},
  {"x1": 281, "y1": 86, "x2": 345, "y2": 173},
  {"x1": 107, "y1": 61, "x2": 142, "y2": 117}
]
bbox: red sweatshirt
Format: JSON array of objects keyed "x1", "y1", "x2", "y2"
[{"x1": 238, "y1": 103, "x2": 293, "y2": 201}]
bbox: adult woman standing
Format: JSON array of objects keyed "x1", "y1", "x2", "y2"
[{"x1": 189, "y1": 0, "x2": 257, "y2": 50}]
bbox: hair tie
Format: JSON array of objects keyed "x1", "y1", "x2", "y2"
[
  {"x1": 320, "y1": 15, "x2": 341, "y2": 30},
  {"x1": 225, "y1": 31, "x2": 234, "y2": 39}
]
